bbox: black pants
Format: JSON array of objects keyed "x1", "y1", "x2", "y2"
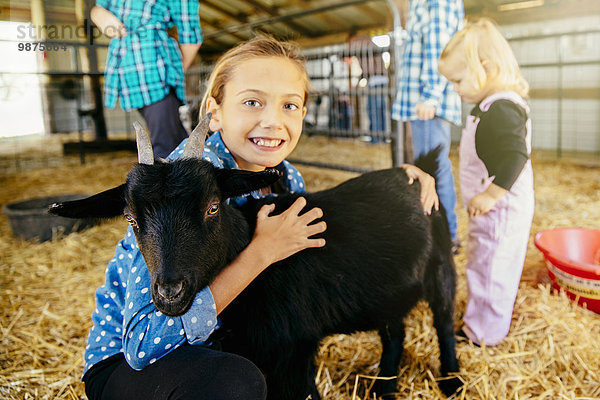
[
  {"x1": 138, "y1": 88, "x2": 189, "y2": 159},
  {"x1": 83, "y1": 345, "x2": 267, "y2": 400}
]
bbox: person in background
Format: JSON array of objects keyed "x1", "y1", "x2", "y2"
[
  {"x1": 349, "y1": 33, "x2": 389, "y2": 142},
  {"x1": 438, "y1": 18, "x2": 534, "y2": 346},
  {"x1": 90, "y1": 0, "x2": 202, "y2": 158},
  {"x1": 391, "y1": 0, "x2": 464, "y2": 252}
]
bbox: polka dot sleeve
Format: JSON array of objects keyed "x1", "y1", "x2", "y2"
[
  {"x1": 106, "y1": 140, "x2": 225, "y2": 371},
  {"x1": 282, "y1": 160, "x2": 306, "y2": 193},
  {"x1": 119, "y1": 229, "x2": 218, "y2": 370}
]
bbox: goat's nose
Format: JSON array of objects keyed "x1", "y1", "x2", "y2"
[{"x1": 157, "y1": 281, "x2": 184, "y2": 301}]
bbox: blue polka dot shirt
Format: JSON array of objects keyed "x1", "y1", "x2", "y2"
[{"x1": 83, "y1": 132, "x2": 305, "y2": 377}]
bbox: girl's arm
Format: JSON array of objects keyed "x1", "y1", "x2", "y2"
[
  {"x1": 118, "y1": 233, "x2": 208, "y2": 370},
  {"x1": 90, "y1": 5, "x2": 126, "y2": 38},
  {"x1": 210, "y1": 197, "x2": 326, "y2": 314},
  {"x1": 122, "y1": 198, "x2": 326, "y2": 369}
]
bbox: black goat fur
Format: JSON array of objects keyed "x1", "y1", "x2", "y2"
[{"x1": 49, "y1": 152, "x2": 461, "y2": 399}]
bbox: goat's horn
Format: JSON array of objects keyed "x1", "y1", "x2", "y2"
[
  {"x1": 133, "y1": 121, "x2": 154, "y2": 165},
  {"x1": 182, "y1": 112, "x2": 211, "y2": 159}
]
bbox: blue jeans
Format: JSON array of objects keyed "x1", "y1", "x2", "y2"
[
  {"x1": 367, "y1": 84, "x2": 387, "y2": 139},
  {"x1": 410, "y1": 118, "x2": 458, "y2": 240}
]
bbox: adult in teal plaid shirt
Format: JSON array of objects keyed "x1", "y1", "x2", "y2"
[
  {"x1": 392, "y1": 0, "x2": 464, "y2": 252},
  {"x1": 91, "y1": 0, "x2": 202, "y2": 158}
]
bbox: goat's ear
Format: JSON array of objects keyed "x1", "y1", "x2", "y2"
[
  {"x1": 48, "y1": 184, "x2": 126, "y2": 219},
  {"x1": 215, "y1": 168, "x2": 282, "y2": 199}
]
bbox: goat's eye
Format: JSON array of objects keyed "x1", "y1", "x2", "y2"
[
  {"x1": 207, "y1": 204, "x2": 219, "y2": 216},
  {"x1": 125, "y1": 214, "x2": 138, "y2": 227}
]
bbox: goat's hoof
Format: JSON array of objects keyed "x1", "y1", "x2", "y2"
[
  {"x1": 438, "y1": 376, "x2": 463, "y2": 397},
  {"x1": 372, "y1": 382, "x2": 397, "y2": 399}
]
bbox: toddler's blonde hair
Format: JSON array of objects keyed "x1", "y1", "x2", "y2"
[
  {"x1": 441, "y1": 18, "x2": 529, "y2": 98},
  {"x1": 200, "y1": 36, "x2": 310, "y2": 115}
]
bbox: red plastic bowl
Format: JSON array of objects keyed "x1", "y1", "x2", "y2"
[{"x1": 534, "y1": 228, "x2": 600, "y2": 314}]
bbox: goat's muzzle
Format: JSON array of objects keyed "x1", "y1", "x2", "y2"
[
  {"x1": 152, "y1": 278, "x2": 194, "y2": 316},
  {"x1": 156, "y1": 281, "x2": 184, "y2": 302}
]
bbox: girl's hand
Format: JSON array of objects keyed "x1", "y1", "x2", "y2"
[
  {"x1": 401, "y1": 164, "x2": 439, "y2": 214},
  {"x1": 210, "y1": 197, "x2": 326, "y2": 314},
  {"x1": 252, "y1": 197, "x2": 327, "y2": 266}
]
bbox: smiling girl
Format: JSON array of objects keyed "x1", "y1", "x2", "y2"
[{"x1": 82, "y1": 36, "x2": 438, "y2": 400}]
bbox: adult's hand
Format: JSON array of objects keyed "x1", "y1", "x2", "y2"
[
  {"x1": 401, "y1": 164, "x2": 439, "y2": 214},
  {"x1": 415, "y1": 102, "x2": 436, "y2": 120}
]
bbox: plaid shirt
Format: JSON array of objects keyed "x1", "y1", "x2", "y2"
[
  {"x1": 391, "y1": 0, "x2": 464, "y2": 125},
  {"x1": 97, "y1": 0, "x2": 202, "y2": 111}
]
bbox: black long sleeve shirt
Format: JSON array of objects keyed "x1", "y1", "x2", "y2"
[{"x1": 471, "y1": 99, "x2": 530, "y2": 191}]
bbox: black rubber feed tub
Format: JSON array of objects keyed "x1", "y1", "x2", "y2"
[{"x1": 3, "y1": 194, "x2": 96, "y2": 242}]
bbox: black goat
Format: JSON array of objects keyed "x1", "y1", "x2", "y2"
[{"x1": 50, "y1": 116, "x2": 461, "y2": 399}]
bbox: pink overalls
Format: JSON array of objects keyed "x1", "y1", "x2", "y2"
[{"x1": 460, "y1": 91, "x2": 535, "y2": 346}]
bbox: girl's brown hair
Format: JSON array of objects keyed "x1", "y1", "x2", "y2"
[
  {"x1": 441, "y1": 18, "x2": 529, "y2": 98},
  {"x1": 200, "y1": 36, "x2": 310, "y2": 115}
]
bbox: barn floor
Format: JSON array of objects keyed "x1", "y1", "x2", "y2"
[{"x1": 1, "y1": 134, "x2": 599, "y2": 399}]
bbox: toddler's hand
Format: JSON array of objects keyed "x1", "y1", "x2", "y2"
[
  {"x1": 252, "y1": 197, "x2": 326, "y2": 266},
  {"x1": 467, "y1": 193, "x2": 497, "y2": 217}
]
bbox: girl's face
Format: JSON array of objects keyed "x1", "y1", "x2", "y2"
[
  {"x1": 207, "y1": 56, "x2": 307, "y2": 172},
  {"x1": 439, "y1": 50, "x2": 488, "y2": 105}
]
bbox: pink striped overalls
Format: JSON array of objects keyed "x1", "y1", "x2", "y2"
[{"x1": 460, "y1": 91, "x2": 535, "y2": 346}]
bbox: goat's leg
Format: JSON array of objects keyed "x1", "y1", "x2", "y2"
[
  {"x1": 430, "y1": 301, "x2": 462, "y2": 396},
  {"x1": 265, "y1": 343, "x2": 321, "y2": 400},
  {"x1": 426, "y1": 261, "x2": 462, "y2": 396},
  {"x1": 373, "y1": 324, "x2": 405, "y2": 399}
]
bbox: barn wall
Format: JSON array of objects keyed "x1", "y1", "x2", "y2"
[{"x1": 24, "y1": 11, "x2": 600, "y2": 157}]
